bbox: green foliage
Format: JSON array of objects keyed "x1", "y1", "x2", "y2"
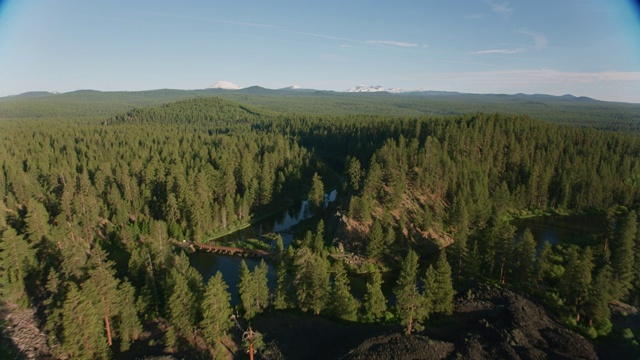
[
  {"x1": 560, "y1": 246, "x2": 594, "y2": 321},
  {"x1": 308, "y1": 172, "x2": 325, "y2": 213},
  {"x1": 430, "y1": 251, "x2": 455, "y2": 315},
  {"x1": 3, "y1": 90, "x2": 640, "y2": 349},
  {"x1": 60, "y1": 283, "x2": 111, "y2": 360},
  {"x1": 366, "y1": 220, "x2": 385, "y2": 260},
  {"x1": 117, "y1": 280, "x2": 143, "y2": 351},
  {"x1": 201, "y1": 272, "x2": 232, "y2": 347},
  {"x1": 238, "y1": 260, "x2": 270, "y2": 319},
  {"x1": 585, "y1": 264, "x2": 613, "y2": 333},
  {"x1": 394, "y1": 250, "x2": 426, "y2": 334},
  {"x1": 314, "y1": 220, "x2": 325, "y2": 254},
  {"x1": 330, "y1": 262, "x2": 359, "y2": 321},
  {"x1": 166, "y1": 253, "x2": 203, "y2": 347},
  {"x1": 0, "y1": 227, "x2": 35, "y2": 305},
  {"x1": 611, "y1": 211, "x2": 636, "y2": 300},
  {"x1": 166, "y1": 269, "x2": 197, "y2": 347},
  {"x1": 363, "y1": 265, "x2": 387, "y2": 322},
  {"x1": 512, "y1": 228, "x2": 537, "y2": 289},
  {"x1": 536, "y1": 241, "x2": 553, "y2": 284},
  {"x1": 293, "y1": 247, "x2": 330, "y2": 315}
]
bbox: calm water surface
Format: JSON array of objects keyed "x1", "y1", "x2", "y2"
[
  {"x1": 191, "y1": 204, "x2": 607, "y2": 304},
  {"x1": 188, "y1": 190, "x2": 337, "y2": 304}
]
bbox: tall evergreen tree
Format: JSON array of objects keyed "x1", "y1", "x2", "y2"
[
  {"x1": 293, "y1": 247, "x2": 330, "y2": 314},
  {"x1": 422, "y1": 265, "x2": 435, "y2": 321},
  {"x1": 201, "y1": 272, "x2": 232, "y2": 348},
  {"x1": 512, "y1": 228, "x2": 537, "y2": 290},
  {"x1": 394, "y1": 250, "x2": 426, "y2": 334},
  {"x1": 274, "y1": 237, "x2": 290, "y2": 309},
  {"x1": 238, "y1": 260, "x2": 269, "y2": 319},
  {"x1": 308, "y1": 172, "x2": 325, "y2": 213},
  {"x1": 363, "y1": 265, "x2": 387, "y2": 322},
  {"x1": 0, "y1": 227, "x2": 36, "y2": 305},
  {"x1": 24, "y1": 198, "x2": 50, "y2": 244},
  {"x1": 367, "y1": 220, "x2": 385, "y2": 260},
  {"x1": 313, "y1": 220, "x2": 325, "y2": 254},
  {"x1": 561, "y1": 246, "x2": 594, "y2": 322},
  {"x1": 611, "y1": 211, "x2": 636, "y2": 300},
  {"x1": 430, "y1": 251, "x2": 455, "y2": 315},
  {"x1": 536, "y1": 241, "x2": 553, "y2": 284},
  {"x1": 60, "y1": 283, "x2": 110, "y2": 360},
  {"x1": 585, "y1": 263, "x2": 613, "y2": 333},
  {"x1": 116, "y1": 280, "x2": 143, "y2": 352},
  {"x1": 330, "y1": 262, "x2": 359, "y2": 321}
]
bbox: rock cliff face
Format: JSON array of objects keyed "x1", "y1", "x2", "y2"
[{"x1": 252, "y1": 286, "x2": 600, "y2": 360}]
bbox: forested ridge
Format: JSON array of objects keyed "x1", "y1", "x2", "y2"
[
  {"x1": 2, "y1": 96, "x2": 640, "y2": 358},
  {"x1": 2, "y1": 88, "x2": 640, "y2": 132}
]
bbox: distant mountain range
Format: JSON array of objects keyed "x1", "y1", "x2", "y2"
[{"x1": 3, "y1": 82, "x2": 611, "y2": 101}]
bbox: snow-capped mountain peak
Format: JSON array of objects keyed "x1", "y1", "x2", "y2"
[
  {"x1": 346, "y1": 85, "x2": 404, "y2": 93},
  {"x1": 208, "y1": 81, "x2": 241, "y2": 90}
]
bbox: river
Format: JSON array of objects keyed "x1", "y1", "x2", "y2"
[
  {"x1": 188, "y1": 189, "x2": 337, "y2": 304},
  {"x1": 190, "y1": 204, "x2": 607, "y2": 304},
  {"x1": 511, "y1": 213, "x2": 607, "y2": 248}
]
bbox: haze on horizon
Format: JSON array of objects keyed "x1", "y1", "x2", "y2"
[{"x1": 0, "y1": 0, "x2": 639, "y2": 103}]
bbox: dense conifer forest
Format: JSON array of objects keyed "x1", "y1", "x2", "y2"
[{"x1": 2, "y1": 94, "x2": 640, "y2": 358}]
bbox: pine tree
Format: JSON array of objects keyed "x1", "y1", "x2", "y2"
[
  {"x1": 253, "y1": 260, "x2": 270, "y2": 314},
  {"x1": 274, "y1": 237, "x2": 290, "y2": 309},
  {"x1": 238, "y1": 260, "x2": 269, "y2": 319},
  {"x1": 0, "y1": 227, "x2": 35, "y2": 304},
  {"x1": 117, "y1": 280, "x2": 142, "y2": 351},
  {"x1": 61, "y1": 283, "x2": 111, "y2": 360},
  {"x1": 536, "y1": 241, "x2": 553, "y2": 284},
  {"x1": 24, "y1": 198, "x2": 50, "y2": 244},
  {"x1": 201, "y1": 272, "x2": 232, "y2": 348},
  {"x1": 308, "y1": 172, "x2": 325, "y2": 212},
  {"x1": 611, "y1": 211, "x2": 636, "y2": 300},
  {"x1": 394, "y1": 250, "x2": 426, "y2": 334},
  {"x1": 84, "y1": 255, "x2": 120, "y2": 349},
  {"x1": 330, "y1": 262, "x2": 359, "y2": 321},
  {"x1": 166, "y1": 268, "x2": 197, "y2": 347},
  {"x1": 238, "y1": 260, "x2": 254, "y2": 318},
  {"x1": 366, "y1": 220, "x2": 385, "y2": 260},
  {"x1": 346, "y1": 156, "x2": 362, "y2": 191},
  {"x1": 585, "y1": 263, "x2": 613, "y2": 333},
  {"x1": 431, "y1": 251, "x2": 455, "y2": 315},
  {"x1": 561, "y1": 246, "x2": 594, "y2": 322},
  {"x1": 422, "y1": 265, "x2": 435, "y2": 320},
  {"x1": 293, "y1": 247, "x2": 330, "y2": 314},
  {"x1": 313, "y1": 220, "x2": 325, "y2": 254},
  {"x1": 512, "y1": 228, "x2": 537, "y2": 290},
  {"x1": 363, "y1": 265, "x2": 387, "y2": 322}
]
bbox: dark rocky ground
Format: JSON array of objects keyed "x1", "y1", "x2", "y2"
[
  {"x1": 0, "y1": 302, "x2": 53, "y2": 360},
  {"x1": 250, "y1": 286, "x2": 613, "y2": 360}
]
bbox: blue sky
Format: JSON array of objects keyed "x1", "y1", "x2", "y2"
[{"x1": 1, "y1": 0, "x2": 639, "y2": 102}]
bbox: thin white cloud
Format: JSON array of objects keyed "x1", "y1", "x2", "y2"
[
  {"x1": 417, "y1": 69, "x2": 640, "y2": 102},
  {"x1": 366, "y1": 40, "x2": 419, "y2": 48},
  {"x1": 432, "y1": 69, "x2": 640, "y2": 85},
  {"x1": 150, "y1": 12, "x2": 281, "y2": 29},
  {"x1": 519, "y1": 30, "x2": 547, "y2": 49},
  {"x1": 487, "y1": 0, "x2": 513, "y2": 20},
  {"x1": 471, "y1": 48, "x2": 526, "y2": 55}
]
